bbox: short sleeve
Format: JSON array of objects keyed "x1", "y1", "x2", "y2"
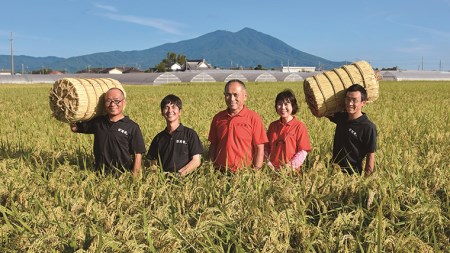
[
  {"x1": 208, "y1": 116, "x2": 218, "y2": 144},
  {"x1": 297, "y1": 123, "x2": 311, "y2": 152},
  {"x1": 146, "y1": 137, "x2": 159, "y2": 160},
  {"x1": 130, "y1": 124, "x2": 146, "y2": 154},
  {"x1": 188, "y1": 129, "x2": 204, "y2": 157},
  {"x1": 252, "y1": 113, "x2": 268, "y2": 146},
  {"x1": 365, "y1": 123, "x2": 377, "y2": 153}
]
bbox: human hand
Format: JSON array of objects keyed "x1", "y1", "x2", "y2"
[
  {"x1": 70, "y1": 123, "x2": 77, "y2": 132},
  {"x1": 364, "y1": 167, "x2": 374, "y2": 176},
  {"x1": 132, "y1": 168, "x2": 142, "y2": 178},
  {"x1": 178, "y1": 167, "x2": 189, "y2": 177},
  {"x1": 267, "y1": 161, "x2": 275, "y2": 170}
]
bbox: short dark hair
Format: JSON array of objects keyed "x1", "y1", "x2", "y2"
[
  {"x1": 160, "y1": 94, "x2": 182, "y2": 111},
  {"x1": 275, "y1": 89, "x2": 299, "y2": 115},
  {"x1": 346, "y1": 84, "x2": 368, "y2": 101},
  {"x1": 224, "y1": 79, "x2": 246, "y2": 92}
]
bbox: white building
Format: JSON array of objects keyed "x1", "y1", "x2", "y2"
[
  {"x1": 107, "y1": 68, "x2": 123, "y2": 74},
  {"x1": 0, "y1": 70, "x2": 12, "y2": 75},
  {"x1": 170, "y1": 63, "x2": 182, "y2": 71},
  {"x1": 380, "y1": 70, "x2": 450, "y2": 81}
]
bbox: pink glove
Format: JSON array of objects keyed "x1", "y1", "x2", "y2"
[{"x1": 289, "y1": 150, "x2": 308, "y2": 170}]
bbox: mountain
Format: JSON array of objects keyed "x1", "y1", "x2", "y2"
[
  {"x1": 1, "y1": 28, "x2": 345, "y2": 73},
  {"x1": 0, "y1": 55, "x2": 64, "y2": 72}
]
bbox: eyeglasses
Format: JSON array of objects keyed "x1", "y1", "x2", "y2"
[{"x1": 105, "y1": 99, "x2": 123, "y2": 106}]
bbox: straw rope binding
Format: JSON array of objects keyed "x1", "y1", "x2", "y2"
[
  {"x1": 49, "y1": 78, "x2": 126, "y2": 123},
  {"x1": 303, "y1": 60, "x2": 379, "y2": 117}
]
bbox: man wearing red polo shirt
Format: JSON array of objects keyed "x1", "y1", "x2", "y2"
[{"x1": 208, "y1": 79, "x2": 268, "y2": 172}]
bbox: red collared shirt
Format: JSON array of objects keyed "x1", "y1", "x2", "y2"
[
  {"x1": 209, "y1": 106, "x2": 268, "y2": 171},
  {"x1": 266, "y1": 116, "x2": 311, "y2": 168}
]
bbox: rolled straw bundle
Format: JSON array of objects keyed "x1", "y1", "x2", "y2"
[
  {"x1": 303, "y1": 60, "x2": 379, "y2": 117},
  {"x1": 49, "y1": 78, "x2": 126, "y2": 123}
]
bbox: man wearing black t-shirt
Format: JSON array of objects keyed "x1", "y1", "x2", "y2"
[
  {"x1": 70, "y1": 88, "x2": 146, "y2": 176},
  {"x1": 146, "y1": 94, "x2": 203, "y2": 176},
  {"x1": 329, "y1": 84, "x2": 377, "y2": 175}
]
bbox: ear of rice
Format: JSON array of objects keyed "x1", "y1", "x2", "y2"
[
  {"x1": 49, "y1": 78, "x2": 126, "y2": 123},
  {"x1": 303, "y1": 60, "x2": 379, "y2": 117}
]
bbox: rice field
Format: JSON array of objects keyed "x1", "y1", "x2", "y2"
[{"x1": 0, "y1": 81, "x2": 449, "y2": 252}]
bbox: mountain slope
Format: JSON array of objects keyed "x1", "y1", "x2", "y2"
[{"x1": 1, "y1": 28, "x2": 345, "y2": 72}]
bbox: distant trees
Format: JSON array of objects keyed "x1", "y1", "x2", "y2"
[
  {"x1": 155, "y1": 52, "x2": 187, "y2": 72},
  {"x1": 155, "y1": 62, "x2": 166, "y2": 73},
  {"x1": 381, "y1": 66, "x2": 399, "y2": 71},
  {"x1": 254, "y1": 64, "x2": 266, "y2": 70},
  {"x1": 31, "y1": 68, "x2": 53, "y2": 74}
]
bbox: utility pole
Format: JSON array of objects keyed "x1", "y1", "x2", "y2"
[
  {"x1": 10, "y1": 32, "x2": 14, "y2": 76},
  {"x1": 421, "y1": 56, "x2": 424, "y2": 71}
]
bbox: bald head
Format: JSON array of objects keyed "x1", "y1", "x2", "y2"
[
  {"x1": 224, "y1": 79, "x2": 246, "y2": 94},
  {"x1": 106, "y1": 88, "x2": 125, "y2": 99},
  {"x1": 223, "y1": 79, "x2": 247, "y2": 115}
]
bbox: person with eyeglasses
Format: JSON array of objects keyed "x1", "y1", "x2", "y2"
[
  {"x1": 265, "y1": 89, "x2": 311, "y2": 173},
  {"x1": 145, "y1": 94, "x2": 203, "y2": 176},
  {"x1": 328, "y1": 84, "x2": 377, "y2": 175},
  {"x1": 208, "y1": 79, "x2": 268, "y2": 172},
  {"x1": 70, "y1": 88, "x2": 146, "y2": 176}
]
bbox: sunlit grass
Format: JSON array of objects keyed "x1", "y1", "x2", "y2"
[{"x1": 0, "y1": 81, "x2": 449, "y2": 252}]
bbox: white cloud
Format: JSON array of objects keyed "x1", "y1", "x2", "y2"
[
  {"x1": 93, "y1": 3, "x2": 183, "y2": 35},
  {"x1": 94, "y1": 3, "x2": 117, "y2": 12},
  {"x1": 385, "y1": 15, "x2": 450, "y2": 39},
  {"x1": 101, "y1": 12, "x2": 183, "y2": 35}
]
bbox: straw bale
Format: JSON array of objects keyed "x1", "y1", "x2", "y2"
[
  {"x1": 49, "y1": 78, "x2": 126, "y2": 123},
  {"x1": 303, "y1": 60, "x2": 379, "y2": 117}
]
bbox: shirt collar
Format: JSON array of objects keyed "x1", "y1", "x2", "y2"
[
  {"x1": 104, "y1": 115, "x2": 129, "y2": 123},
  {"x1": 175, "y1": 123, "x2": 185, "y2": 132},
  {"x1": 347, "y1": 112, "x2": 367, "y2": 122},
  {"x1": 227, "y1": 105, "x2": 249, "y2": 117},
  {"x1": 279, "y1": 115, "x2": 296, "y2": 126},
  {"x1": 166, "y1": 123, "x2": 184, "y2": 133}
]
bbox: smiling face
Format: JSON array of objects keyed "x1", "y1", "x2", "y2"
[
  {"x1": 276, "y1": 99, "x2": 294, "y2": 122},
  {"x1": 161, "y1": 102, "x2": 181, "y2": 124},
  {"x1": 224, "y1": 81, "x2": 247, "y2": 115},
  {"x1": 274, "y1": 89, "x2": 298, "y2": 123},
  {"x1": 345, "y1": 91, "x2": 366, "y2": 118},
  {"x1": 104, "y1": 88, "x2": 126, "y2": 120}
]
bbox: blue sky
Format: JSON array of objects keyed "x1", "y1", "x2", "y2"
[{"x1": 1, "y1": 0, "x2": 449, "y2": 70}]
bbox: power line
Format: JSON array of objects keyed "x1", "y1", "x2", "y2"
[{"x1": 10, "y1": 32, "x2": 14, "y2": 76}]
